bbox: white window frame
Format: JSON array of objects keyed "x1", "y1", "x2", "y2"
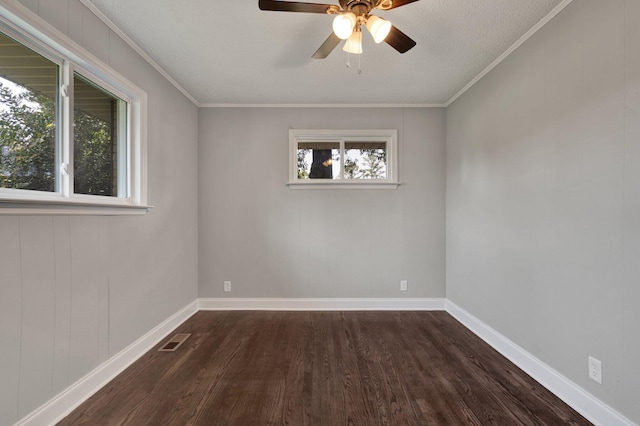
[
  {"x1": 288, "y1": 129, "x2": 399, "y2": 189},
  {"x1": 0, "y1": 3, "x2": 148, "y2": 215}
]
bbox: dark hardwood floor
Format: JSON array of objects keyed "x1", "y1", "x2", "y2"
[{"x1": 59, "y1": 311, "x2": 591, "y2": 425}]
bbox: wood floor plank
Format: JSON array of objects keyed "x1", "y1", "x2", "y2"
[{"x1": 58, "y1": 311, "x2": 591, "y2": 426}]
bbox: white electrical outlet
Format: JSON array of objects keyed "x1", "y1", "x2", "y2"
[
  {"x1": 223, "y1": 281, "x2": 231, "y2": 292},
  {"x1": 588, "y1": 356, "x2": 602, "y2": 384},
  {"x1": 400, "y1": 280, "x2": 408, "y2": 292}
]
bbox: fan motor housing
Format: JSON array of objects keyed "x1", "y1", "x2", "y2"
[{"x1": 340, "y1": 0, "x2": 378, "y2": 14}]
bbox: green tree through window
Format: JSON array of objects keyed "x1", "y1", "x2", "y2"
[
  {"x1": 0, "y1": 81, "x2": 56, "y2": 192},
  {"x1": 73, "y1": 73, "x2": 124, "y2": 197}
]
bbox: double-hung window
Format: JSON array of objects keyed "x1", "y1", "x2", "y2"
[
  {"x1": 288, "y1": 129, "x2": 398, "y2": 189},
  {"x1": 0, "y1": 5, "x2": 147, "y2": 214}
]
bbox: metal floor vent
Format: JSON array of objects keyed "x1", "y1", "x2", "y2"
[{"x1": 158, "y1": 333, "x2": 191, "y2": 352}]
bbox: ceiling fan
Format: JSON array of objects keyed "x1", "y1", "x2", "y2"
[{"x1": 258, "y1": 0, "x2": 419, "y2": 59}]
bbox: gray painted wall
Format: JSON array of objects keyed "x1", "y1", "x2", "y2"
[
  {"x1": 198, "y1": 108, "x2": 446, "y2": 299},
  {"x1": 0, "y1": 1, "x2": 199, "y2": 424},
  {"x1": 446, "y1": 0, "x2": 640, "y2": 422}
]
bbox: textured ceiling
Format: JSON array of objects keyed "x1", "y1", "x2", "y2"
[{"x1": 87, "y1": 0, "x2": 565, "y2": 105}]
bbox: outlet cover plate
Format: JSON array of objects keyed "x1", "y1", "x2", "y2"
[
  {"x1": 588, "y1": 356, "x2": 602, "y2": 384},
  {"x1": 224, "y1": 281, "x2": 231, "y2": 292}
]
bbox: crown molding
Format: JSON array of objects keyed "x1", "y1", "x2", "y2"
[
  {"x1": 444, "y1": 0, "x2": 575, "y2": 107},
  {"x1": 198, "y1": 103, "x2": 446, "y2": 108},
  {"x1": 78, "y1": 0, "x2": 200, "y2": 106}
]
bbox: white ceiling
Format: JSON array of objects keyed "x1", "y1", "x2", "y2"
[{"x1": 87, "y1": 0, "x2": 566, "y2": 106}]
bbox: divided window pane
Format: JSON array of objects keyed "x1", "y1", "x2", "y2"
[
  {"x1": 0, "y1": 32, "x2": 58, "y2": 192},
  {"x1": 297, "y1": 141, "x2": 340, "y2": 180},
  {"x1": 344, "y1": 141, "x2": 387, "y2": 180},
  {"x1": 73, "y1": 73, "x2": 126, "y2": 197}
]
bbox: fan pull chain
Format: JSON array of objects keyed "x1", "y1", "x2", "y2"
[{"x1": 345, "y1": 52, "x2": 362, "y2": 74}]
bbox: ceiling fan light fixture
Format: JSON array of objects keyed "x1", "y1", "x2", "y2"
[
  {"x1": 343, "y1": 30, "x2": 363, "y2": 54},
  {"x1": 333, "y1": 12, "x2": 357, "y2": 40},
  {"x1": 366, "y1": 15, "x2": 392, "y2": 43}
]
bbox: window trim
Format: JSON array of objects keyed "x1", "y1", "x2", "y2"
[
  {"x1": 288, "y1": 129, "x2": 399, "y2": 189},
  {"x1": 0, "y1": 2, "x2": 149, "y2": 215}
]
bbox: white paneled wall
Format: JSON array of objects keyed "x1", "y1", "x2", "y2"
[{"x1": 0, "y1": 1, "x2": 199, "y2": 424}]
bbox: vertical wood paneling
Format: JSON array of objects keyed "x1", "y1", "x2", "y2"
[
  {"x1": 68, "y1": 217, "x2": 101, "y2": 384},
  {"x1": 98, "y1": 217, "x2": 110, "y2": 362},
  {"x1": 350, "y1": 192, "x2": 391, "y2": 294},
  {"x1": 0, "y1": 218, "x2": 22, "y2": 426},
  {"x1": 402, "y1": 109, "x2": 446, "y2": 296},
  {"x1": 68, "y1": 0, "x2": 84, "y2": 46},
  {"x1": 38, "y1": 0, "x2": 69, "y2": 36},
  {"x1": 18, "y1": 217, "x2": 56, "y2": 417},
  {"x1": 81, "y1": 5, "x2": 111, "y2": 65},
  {"x1": 297, "y1": 193, "x2": 340, "y2": 297},
  {"x1": 52, "y1": 217, "x2": 72, "y2": 394},
  {"x1": 621, "y1": 0, "x2": 640, "y2": 420},
  {"x1": 17, "y1": 0, "x2": 39, "y2": 14}
]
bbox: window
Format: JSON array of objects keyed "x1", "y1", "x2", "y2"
[
  {"x1": 0, "y1": 6, "x2": 147, "y2": 215},
  {"x1": 289, "y1": 129, "x2": 398, "y2": 189},
  {"x1": 73, "y1": 73, "x2": 127, "y2": 198},
  {"x1": 0, "y1": 31, "x2": 58, "y2": 193}
]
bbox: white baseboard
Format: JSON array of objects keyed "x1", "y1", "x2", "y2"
[
  {"x1": 15, "y1": 300, "x2": 199, "y2": 426},
  {"x1": 446, "y1": 301, "x2": 634, "y2": 426},
  {"x1": 198, "y1": 297, "x2": 447, "y2": 311}
]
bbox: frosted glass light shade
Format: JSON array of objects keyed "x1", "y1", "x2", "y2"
[
  {"x1": 366, "y1": 15, "x2": 392, "y2": 43},
  {"x1": 333, "y1": 13, "x2": 357, "y2": 40},
  {"x1": 342, "y1": 30, "x2": 362, "y2": 54}
]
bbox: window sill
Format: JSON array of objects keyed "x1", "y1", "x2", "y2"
[
  {"x1": 0, "y1": 198, "x2": 152, "y2": 216},
  {"x1": 287, "y1": 182, "x2": 400, "y2": 190}
]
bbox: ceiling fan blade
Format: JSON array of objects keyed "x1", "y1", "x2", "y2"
[
  {"x1": 377, "y1": 0, "x2": 420, "y2": 10},
  {"x1": 259, "y1": 0, "x2": 335, "y2": 13},
  {"x1": 312, "y1": 33, "x2": 341, "y2": 59},
  {"x1": 384, "y1": 25, "x2": 416, "y2": 53}
]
